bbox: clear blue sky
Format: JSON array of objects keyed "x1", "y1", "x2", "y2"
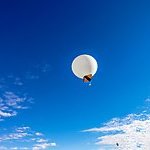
[{"x1": 0, "y1": 0, "x2": 150, "y2": 149}]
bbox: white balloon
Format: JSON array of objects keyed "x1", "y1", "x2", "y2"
[{"x1": 71, "y1": 54, "x2": 98, "y2": 79}]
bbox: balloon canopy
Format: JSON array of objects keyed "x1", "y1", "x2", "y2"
[{"x1": 71, "y1": 54, "x2": 98, "y2": 82}]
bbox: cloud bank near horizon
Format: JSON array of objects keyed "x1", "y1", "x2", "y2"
[{"x1": 84, "y1": 100, "x2": 150, "y2": 150}]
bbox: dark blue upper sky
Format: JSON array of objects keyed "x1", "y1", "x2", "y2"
[{"x1": 0, "y1": 0, "x2": 150, "y2": 149}]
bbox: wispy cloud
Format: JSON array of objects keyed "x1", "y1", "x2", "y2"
[
  {"x1": 25, "y1": 72, "x2": 39, "y2": 80},
  {"x1": 0, "y1": 64, "x2": 53, "y2": 149},
  {"x1": 0, "y1": 74, "x2": 33, "y2": 121},
  {"x1": 0, "y1": 91, "x2": 32, "y2": 120},
  {"x1": 38, "y1": 64, "x2": 51, "y2": 73},
  {"x1": 84, "y1": 101, "x2": 150, "y2": 149},
  {"x1": 14, "y1": 77, "x2": 24, "y2": 86},
  {"x1": 145, "y1": 97, "x2": 150, "y2": 102},
  {"x1": 35, "y1": 132, "x2": 43, "y2": 136},
  {"x1": 0, "y1": 147, "x2": 30, "y2": 150},
  {"x1": 25, "y1": 63, "x2": 51, "y2": 80},
  {"x1": 0, "y1": 126, "x2": 56, "y2": 150},
  {"x1": 0, "y1": 75, "x2": 24, "y2": 88},
  {"x1": 33, "y1": 142, "x2": 56, "y2": 150}
]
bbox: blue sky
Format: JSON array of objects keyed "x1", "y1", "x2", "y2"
[{"x1": 0, "y1": 0, "x2": 150, "y2": 149}]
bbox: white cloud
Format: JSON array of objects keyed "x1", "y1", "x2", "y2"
[
  {"x1": 37, "y1": 139, "x2": 48, "y2": 143},
  {"x1": 20, "y1": 148, "x2": 30, "y2": 150},
  {"x1": 25, "y1": 72, "x2": 39, "y2": 80},
  {"x1": 14, "y1": 77, "x2": 23, "y2": 86},
  {"x1": 40, "y1": 64, "x2": 51, "y2": 73},
  {"x1": 50, "y1": 143, "x2": 56, "y2": 147},
  {"x1": 84, "y1": 113, "x2": 150, "y2": 150},
  {"x1": 145, "y1": 98, "x2": 150, "y2": 102},
  {"x1": 35, "y1": 132, "x2": 43, "y2": 136},
  {"x1": 10, "y1": 147, "x2": 18, "y2": 150},
  {"x1": 16, "y1": 127, "x2": 30, "y2": 133},
  {"x1": 0, "y1": 75, "x2": 24, "y2": 87},
  {"x1": 25, "y1": 63, "x2": 51, "y2": 80},
  {"x1": 0, "y1": 110, "x2": 16, "y2": 117},
  {"x1": 4, "y1": 91, "x2": 26, "y2": 106},
  {"x1": 0, "y1": 70, "x2": 54, "y2": 149},
  {"x1": 0, "y1": 126, "x2": 56, "y2": 150},
  {"x1": 10, "y1": 147, "x2": 30, "y2": 150},
  {"x1": 33, "y1": 142, "x2": 56, "y2": 150},
  {"x1": 0, "y1": 73, "x2": 34, "y2": 121},
  {"x1": 0, "y1": 91, "x2": 31, "y2": 120},
  {"x1": 0, "y1": 126, "x2": 31, "y2": 141},
  {"x1": 0, "y1": 63, "x2": 51, "y2": 121}
]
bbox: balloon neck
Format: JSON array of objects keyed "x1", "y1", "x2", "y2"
[{"x1": 83, "y1": 74, "x2": 92, "y2": 82}]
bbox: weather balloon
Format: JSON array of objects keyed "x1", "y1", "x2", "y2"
[{"x1": 72, "y1": 54, "x2": 98, "y2": 82}]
